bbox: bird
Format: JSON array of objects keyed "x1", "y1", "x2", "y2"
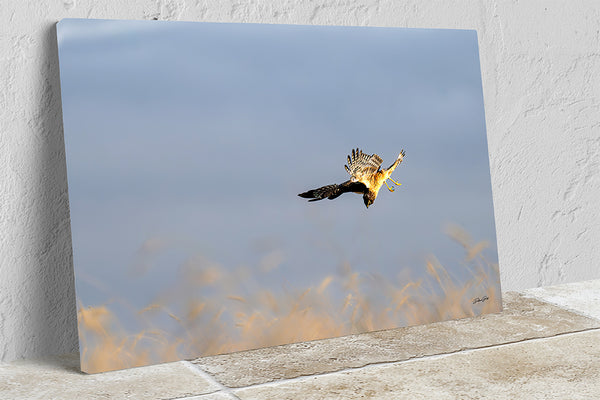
[{"x1": 298, "y1": 148, "x2": 405, "y2": 208}]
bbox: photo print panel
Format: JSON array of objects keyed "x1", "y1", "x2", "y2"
[{"x1": 57, "y1": 18, "x2": 501, "y2": 373}]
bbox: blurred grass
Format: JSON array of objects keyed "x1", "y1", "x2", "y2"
[{"x1": 78, "y1": 224, "x2": 500, "y2": 373}]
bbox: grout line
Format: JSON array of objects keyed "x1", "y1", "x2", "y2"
[
  {"x1": 179, "y1": 360, "x2": 243, "y2": 400},
  {"x1": 227, "y1": 326, "x2": 600, "y2": 392},
  {"x1": 167, "y1": 394, "x2": 238, "y2": 400}
]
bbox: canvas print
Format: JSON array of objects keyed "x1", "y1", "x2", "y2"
[{"x1": 57, "y1": 18, "x2": 501, "y2": 373}]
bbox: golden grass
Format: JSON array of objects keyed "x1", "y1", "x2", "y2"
[{"x1": 77, "y1": 225, "x2": 500, "y2": 373}]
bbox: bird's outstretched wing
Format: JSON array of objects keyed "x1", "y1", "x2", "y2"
[
  {"x1": 344, "y1": 148, "x2": 383, "y2": 182},
  {"x1": 298, "y1": 180, "x2": 367, "y2": 202}
]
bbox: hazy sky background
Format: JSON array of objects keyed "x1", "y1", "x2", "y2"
[{"x1": 57, "y1": 19, "x2": 498, "y2": 317}]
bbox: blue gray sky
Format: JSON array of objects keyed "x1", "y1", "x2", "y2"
[{"x1": 57, "y1": 19, "x2": 498, "y2": 315}]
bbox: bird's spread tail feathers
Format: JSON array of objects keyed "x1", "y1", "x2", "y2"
[{"x1": 344, "y1": 148, "x2": 383, "y2": 179}]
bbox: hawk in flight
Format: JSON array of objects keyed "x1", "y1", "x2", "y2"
[{"x1": 298, "y1": 148, "x2": 406, "y2": 208}]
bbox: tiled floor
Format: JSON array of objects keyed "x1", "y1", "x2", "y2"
[{"x1": 1, "y1": 280, "x2": 599, "y2": 399}]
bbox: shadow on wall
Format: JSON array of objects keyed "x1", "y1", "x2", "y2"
[{"x1": 13, "y1": 23, "x2": 79, "y2": 362}]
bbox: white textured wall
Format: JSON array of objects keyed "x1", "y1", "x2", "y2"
[{"x1": 1, "y1": 1, "x2": 599, "y2": 362}]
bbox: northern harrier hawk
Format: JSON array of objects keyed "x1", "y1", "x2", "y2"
[{"x1": 298, "y1": 148, "x2": 405, "y2": 208}]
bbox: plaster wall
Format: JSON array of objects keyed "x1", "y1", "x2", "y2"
[{"x1": 1, "y1": 0, "x2": 599, "y2": 362}]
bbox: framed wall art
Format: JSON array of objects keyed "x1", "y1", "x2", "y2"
[{"x1": 57, "y1": 18, "x2": 500, "y2": 373}]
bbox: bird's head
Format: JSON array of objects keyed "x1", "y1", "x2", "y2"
[{"x1": 363, "y1": 192, "x2": 376, "y2": 208}]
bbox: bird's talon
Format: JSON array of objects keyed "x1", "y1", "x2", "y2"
[{"x1": 388, "y1": 177, "x2": 402, "y2": 186}]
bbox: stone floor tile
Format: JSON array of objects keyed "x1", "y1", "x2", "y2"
[
  {"x1": 192, "y1": 292, "x2": 600, "y2": 387},
  {"x1": 234, "y1": 330, "x2": 600, "y2": 400},
  {"x1": 523, "y1": 279, "x2": 600, "y2": 320},
  {"x1": 0, "y1": 354, "x2": 220, "y2": 400}
]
